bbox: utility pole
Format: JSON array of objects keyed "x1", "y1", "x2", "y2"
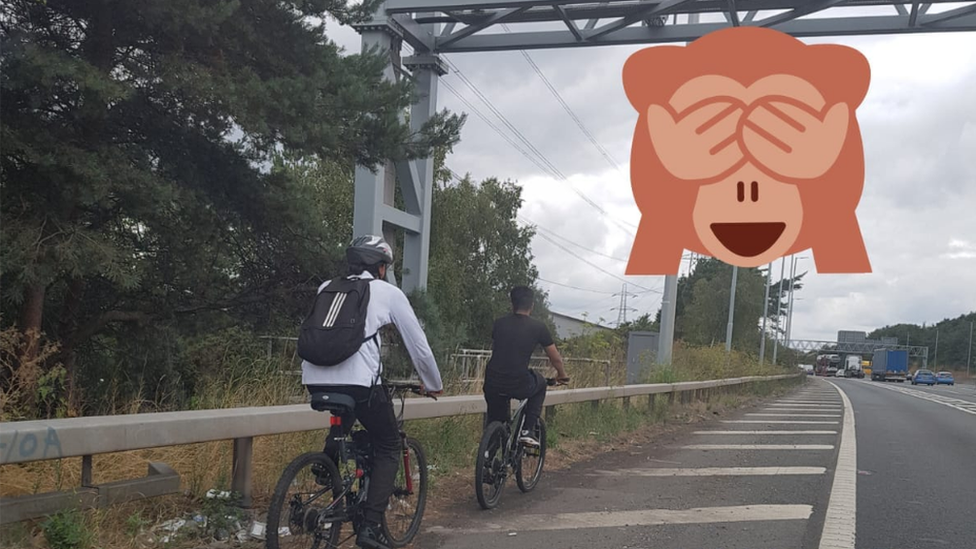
[
  {"x1": 612, "y1": 283, "x2": 638, "y2": 327},
  {"x1": 725, "y1": 265, "x2": 739, "y2": 352},
  {"x1": 772, "y1": 257, "x2": 786, "y2": 365},
  {"x1": 934, "y1": 328, "x2": 939, "y2": 368},
  {"x1": 967, "y1": 321, "x2": 973, "y2": 377},
  {"x1": 760, "y1": 262, "x2": 772, "y2": 364}
]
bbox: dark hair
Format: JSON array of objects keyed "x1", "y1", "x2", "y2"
[
  {"x1": 510, "y1": 286, "x2": 534, "y2": 312},
  {"x1": 348, "y1": 261, "x2": 383, "y2": 278}
]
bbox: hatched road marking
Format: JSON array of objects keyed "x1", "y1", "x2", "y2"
[
  {"x1": 593, "y1": 466, "x2": 828, "y2": 477},
  {"x1": 427, "y1": 505, "x2": 814, "y2": 535}
]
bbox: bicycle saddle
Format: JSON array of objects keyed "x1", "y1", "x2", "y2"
[{"x1": 309, "y1": 392, "x2": 357, "y2": 414}]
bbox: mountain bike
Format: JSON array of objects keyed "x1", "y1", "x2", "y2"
[
  {"x1": 266, "y1": 380, "x2": 434, "y2": 549},
  {"x1": 474, "y1": 377, "x2": 564, "y2": 510}
]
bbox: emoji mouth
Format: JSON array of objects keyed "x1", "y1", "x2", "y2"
[{"x1": 710, "y1": 222, "x2": 786, "y2": 257}]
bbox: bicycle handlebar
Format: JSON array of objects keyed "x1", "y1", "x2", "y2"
[
  {"x1": 383, "y1": 380, "x2": 438, "y2": 401},
  {"x1": 546, "y1": 377, "x2": 570, "y2": 387}
]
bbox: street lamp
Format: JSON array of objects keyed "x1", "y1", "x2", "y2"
[{"x1": 785, "y1": 255, "x2": 810, "y2": 345}]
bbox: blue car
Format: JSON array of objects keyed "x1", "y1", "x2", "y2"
[
  {"x1": 912, "y1": 369, "x2": 937, "y2": 386},
  {"x1": 935, "y1": 371, "x2": 955, "y2": 386}
]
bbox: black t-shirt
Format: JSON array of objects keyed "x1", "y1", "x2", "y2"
[{"x1": 484, "y1": 313, "x2": 554, "y2": 390}]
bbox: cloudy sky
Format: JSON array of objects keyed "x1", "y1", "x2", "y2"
[{"x1": 322, "y1": 8, "x2": 976, "y2": 343}]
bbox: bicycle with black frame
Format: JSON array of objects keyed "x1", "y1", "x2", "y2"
[
  {"x1": 266, "y1": 380, "x2": 435, "y2": 549},
  {"x1": 474, "y1": 376, "x2": 567, "y2": 509}
]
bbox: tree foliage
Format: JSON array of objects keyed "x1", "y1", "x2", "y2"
[
  {"x1": 870, "y1": 312, "x2": 976, "y2": 370},
  {"x1": 0, "y1": 0, "x2": 463, "y2": 411}
]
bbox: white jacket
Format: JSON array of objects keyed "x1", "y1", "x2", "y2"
[{"x1": 300, "y1": 271, "x2": 443, "y2": 392}]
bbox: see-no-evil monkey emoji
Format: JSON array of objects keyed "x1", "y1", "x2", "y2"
[{"x1": 622, "y1": 26, "x2": 873, "y2": 275}]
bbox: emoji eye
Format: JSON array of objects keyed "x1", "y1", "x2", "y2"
[
  {"x1": 751, "y1": 181, "x2": 759, "y2": 202},
  {"x1": 737, "y1": 181, "x2": 745, "y2": 202}
]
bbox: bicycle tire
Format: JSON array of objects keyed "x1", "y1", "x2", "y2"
[
  {"x1": 266, "y1": 451, "x2": 343, "y2": 549},
  {"x1": 474, "y1": 421, "x2": 508, "y2": 510},
  {"x1": 382, "y1": 437, "x2": 428, "y2": 547},
  {"x1": 516, "y1": 417, "x2": 546, "y2": 493}
]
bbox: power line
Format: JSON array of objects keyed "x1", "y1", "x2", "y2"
[
  {"x1": 519, "y1": 215, "x2": 628, "y2": 262},
  {"x1": 440, "y1": 57, "x2": 638, "y2": 235},
  {"x1": 499, "y1": 23, "x2": 622, "y2": 172},
  {"x1": 529, "y1": 228, "x2": 658, "y2": 293},
  {"x1": 538, "y1": 277, "x2": 618, "y2": 295}
]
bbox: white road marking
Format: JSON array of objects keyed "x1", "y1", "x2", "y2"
[
  {"x1": 746, "y1": 413, "x2": 842, "y2": 417},
  {"x1": 594, "y1": 466, "x2": 827, "y2": 477},
  {"x1": 776, "y1": 400, "x2": 841, "y2": 404},
  {"x1": 722, "y1": 420, "x2": 839, "y2": 424},
  {"x1": 763, "y1": 405, "x2": 842, "y2": 412},
  {"x1": 679, "y1": 444, "x2": 835, "y2": 450},
  {"x1": 427, "y1": 505, "x2": 814, "y2": 534},
  {"x1": 693, "y1": 430, "x2": 838, "y2": 435},
  {"x1": 769, "y1": 404, "x2": 842, "y2": 408},
  {"x1": 867, "y1": 382, "x2": 976, "y2": 416},
  {"x1": 820, "y1": 380, "x2": 857, "y2": 549}
]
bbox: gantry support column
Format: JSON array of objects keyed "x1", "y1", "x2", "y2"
[{"x1": 351, "y1": 13, "x2": 442, "y2": 294}]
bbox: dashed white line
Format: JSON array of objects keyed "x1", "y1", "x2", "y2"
[{"x1": 819, "y1": 380, "x2": 857, "y2": 549}]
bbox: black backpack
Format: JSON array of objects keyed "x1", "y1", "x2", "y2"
[{"x1": 297, "y1": 276, "x2": 378, "y2": 366}]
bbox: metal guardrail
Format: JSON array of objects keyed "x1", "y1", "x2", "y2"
[{"x1": 0, "y1": 373, "x2": 801, "y2": 522}]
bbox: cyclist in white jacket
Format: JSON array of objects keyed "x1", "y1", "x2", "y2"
[{"x1": 303, "y1": 234, "x2": 443, "y2": 549}]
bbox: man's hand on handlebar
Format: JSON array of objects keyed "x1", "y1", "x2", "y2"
[
  {"x1": 418, "y1": 385, "x2": 442, "y2": 399},
  {"x1": 546, "y1": 376, "x2": 570, "y2": 386}
]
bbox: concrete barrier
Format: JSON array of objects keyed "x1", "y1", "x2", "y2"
[{"x1": 0, "y1": 373, "x2": 801, "y2": 522}]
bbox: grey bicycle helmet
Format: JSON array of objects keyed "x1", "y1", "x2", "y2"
[{"x1": 346, "y1": 234, "x2": 394, "y2": 266}]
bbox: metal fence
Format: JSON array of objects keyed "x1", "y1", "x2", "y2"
[{"x1": 0, "y1": 373, "x2": 802, "y2": 523}]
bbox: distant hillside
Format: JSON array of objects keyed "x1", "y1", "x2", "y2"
[{"x1": 869, "y1": 311, "x2": 975, "y2": 370}]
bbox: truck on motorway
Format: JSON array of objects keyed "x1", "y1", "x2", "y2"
[
  {"x1": 838, "y1": 354, "x2": 865, "y2": 378},
  {"x1": 816, "y1": 354, "x2": 841, "y2": 376},
  {"x1": 870, "y1": 349, "x2": 909, "y2": 382}
]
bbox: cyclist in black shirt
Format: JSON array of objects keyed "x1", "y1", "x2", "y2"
[{"x1": 483, "y1": 286, "x2": 570, "y2": 447}]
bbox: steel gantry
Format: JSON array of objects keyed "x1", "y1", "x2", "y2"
[{"x1": 350, "y1": 0, "x2": 975, "y2": 360}]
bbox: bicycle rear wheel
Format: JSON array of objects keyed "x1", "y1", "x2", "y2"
[
  {"x1": 516, "y1": 417, "x2": 546, "y2": 493},
  {"x1": 474, "y1": 421, "x2": 508, "y2": 510},
  {"x1": 266, "y1": 451, "x2": 343, "y2": 549},
  {"x1": 382, "y1": 437, "x2": 428, "y2": 547}
]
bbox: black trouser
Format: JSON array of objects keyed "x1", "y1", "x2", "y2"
[
  {"x1": 306, "y1": 384, "x2": 401, "y2": 524},
  {"x1": 483, "y1": 371, "x2": 547, "y2": 433}
]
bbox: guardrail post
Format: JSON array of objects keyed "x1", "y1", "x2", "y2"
[
  {"x1": 81, "y1": 455, "x2": 93, "y2": 487},
  {"x1": 647, "y1": 394, "x2": 656, "y2": 412},
  {"x1": 545, "y1": 405, "x2": 556, "y2": 422},
  {"x1": 232, "y1": 437, "x2": 254, "y2": 508},
  {"x1": 622, "y1": 397, "x2": 630, "y2": 410}
]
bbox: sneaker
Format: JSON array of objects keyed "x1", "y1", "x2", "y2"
[
  {"x1": 356, "y1": 520, "x2": 391, "y2": 549},
  {"x1": 518, "y1": 430, "x2": 540, "y2": 447}
]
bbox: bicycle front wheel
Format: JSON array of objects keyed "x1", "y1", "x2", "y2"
[
  {"x1": 474, "y1": 421, "x2": 508, "y2": 510},
  {"x1": 516, "y1": 416, "x2": 546, "y2": 493},
  {"x1": 382, "y1": 436, "x2": 428, "y2": 547},
  {"x1": 266, "y1": 451, "x2": 343, "y2": 549}
]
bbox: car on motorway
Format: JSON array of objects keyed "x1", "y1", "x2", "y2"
[
  {"x1": 911, "y1": 369, "x2": 937, "y2": 386},
  {"x1": 935, "y1": 371, "x2": 955, "y2": 385}
]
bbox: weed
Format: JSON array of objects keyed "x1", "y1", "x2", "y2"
[{"x1": 39, "y1": 508, "x2": 96, "y2": 549}]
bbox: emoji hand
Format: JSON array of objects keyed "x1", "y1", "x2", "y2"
[
  {"x1": 741, "y1": 101, "x2": 850, "y2": 179},
  {"x1": 647, "y1": 101, "x2": 745, "y2": 181}
]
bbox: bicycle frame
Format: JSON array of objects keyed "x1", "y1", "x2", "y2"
[{"x1": 314, "y1": 383, "x2": 422, "y2": 523}]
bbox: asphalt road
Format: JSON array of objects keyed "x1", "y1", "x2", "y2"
[
  {"x1": 834, "y1": 378, "x2": 976, "y2": 549},
  {"x1": 415, "y1": 377, "x2": 975, "y2": 549},
  {"x1": 419, "y1": 380, "x2": 847, "y2": 549}
]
